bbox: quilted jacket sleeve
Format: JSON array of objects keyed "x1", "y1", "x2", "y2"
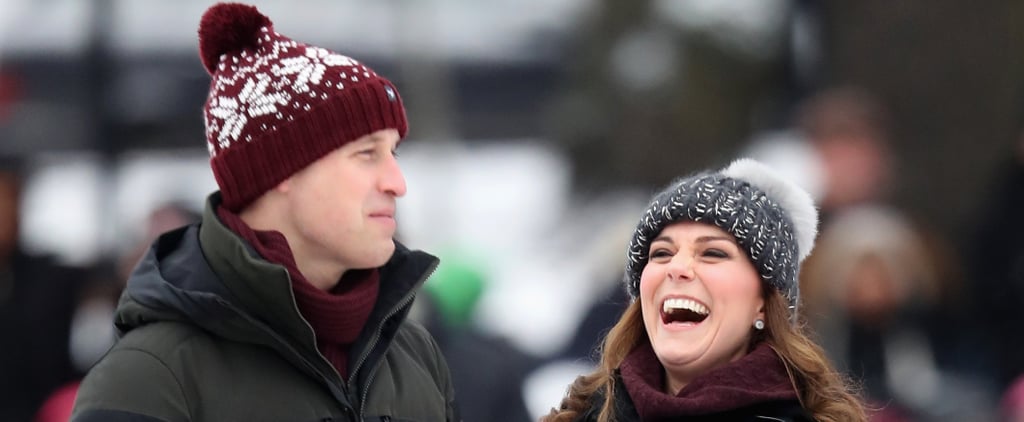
[{"x1": 71, "y1": 348, "x2": 191, "y2": 422}]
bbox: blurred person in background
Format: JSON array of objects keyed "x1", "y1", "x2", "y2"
[
  {"x1": 417, "y1": 251, "x2": 538, "y2": 422},
  {"x1": 72, "y1": 3, "x2": 457, "y2": 421},
  {"x1": 545, "y1": 159, "x2": 865, "y2": 422},
  {"x1": 750, "y1": 86, "x2": 992, "y2": 420},
  {"x1": 795, "y1": 87, "x2": 894, "y2": 219},
  {"x1": 743, "y1": 86, "x2": 901, "y2": 317},
  {"x1": 793, "y1": 86, "x2": 994, "y2": 419},
  {"x1": 0, "y1": 155, "x2": 86, "y2": 422},
  {"x1": 790, "y1": 87, "x2": 965, "y2": 324},
  {"x1": 802, "y1": 206, "x2": 994, "y2": 420},
  {"x1": 33, "y1": 202, "x2": 201, "y2": 422}
]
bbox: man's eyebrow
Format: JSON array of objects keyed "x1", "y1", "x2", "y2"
[
  {"x1": 350, "y1": 135, "x2": 385, "y2": 149},
  {"x1": 366, "y1": 133, "x2": 400, "y2": 147}
]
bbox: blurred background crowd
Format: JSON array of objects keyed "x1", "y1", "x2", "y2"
[{"x1": 2, "y1": 1, "x2": 1024, "y2": 421}]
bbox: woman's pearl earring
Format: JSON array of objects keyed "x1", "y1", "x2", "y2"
[{"x1": 754, "y1": 319, "x2": 765, "y2": 330}]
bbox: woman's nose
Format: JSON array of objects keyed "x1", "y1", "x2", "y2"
[{"x1": 666, "y1": 254, "x2": 695, "y2": 281}]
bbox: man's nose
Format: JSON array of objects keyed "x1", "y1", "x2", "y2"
[{"x1": 381, "y1": 155, "x2": 407, "y2": 197}]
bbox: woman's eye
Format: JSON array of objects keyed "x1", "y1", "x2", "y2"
[
  {"x1": 702, "y1": 248, "x2": 728, "y2": 258},
  {"x1": 391, "y1": 149, "x2": 400, "y2": 158},
  {"x1": 649, "y1": 248, "x2": 672, "y2": 259}
]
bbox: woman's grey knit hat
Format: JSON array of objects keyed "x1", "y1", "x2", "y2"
[{"x1": 624, "y1": 159, "x2": 818, "y2": 316}]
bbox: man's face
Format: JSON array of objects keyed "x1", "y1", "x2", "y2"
[{"x1": 281, "y1": 129, "x2": 406, "y2": 271}]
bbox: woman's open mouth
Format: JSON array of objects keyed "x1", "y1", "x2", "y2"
[{"x1": 660, "y1": 297, "x2": 710, "y2": 325}]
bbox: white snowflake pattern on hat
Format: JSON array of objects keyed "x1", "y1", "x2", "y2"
[
  {"x1": 204, "y1": 32, "x2": 369, "y2": 153},
  {"x1": 273, "y1": 47, "x2": 360, "y2": 94},
  {"x1": 208, "y1": 72, "x2": 291, "y2": 152}
]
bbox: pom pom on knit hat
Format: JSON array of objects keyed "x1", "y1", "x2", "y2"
[
  {"x1": 198, "y1": 3, "x2": 270, "y2": 74},
  {"x1": 720, "y1": 158, "x2": 818, "y2": 260},
  {"x1": 198, "y1": 2, "x2": 408, "y2": 211},
  {"x1": 623, "y1": 158, "x2": 819, "y2": 319}
]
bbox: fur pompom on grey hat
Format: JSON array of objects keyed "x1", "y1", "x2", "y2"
[{"x1": 624, "y1": 158, "x2": 818, "y2": 316}]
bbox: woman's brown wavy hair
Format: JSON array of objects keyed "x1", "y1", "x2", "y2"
[{"x1": 542, "y1": 289, "x2": 867, "y2": 422}]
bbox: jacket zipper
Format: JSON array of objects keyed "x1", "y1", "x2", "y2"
[
  {"x1": 351, "y1": 261, "x2": 438, "y2": 418},
  {"x1": 212, "y1": 296, "x2": 354, "y2": 411},
  {"x1": 284, "y1": 290, "x2": 362, "y2": 417}
]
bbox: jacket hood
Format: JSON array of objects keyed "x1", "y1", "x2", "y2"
[{"x1": 114, "y1": 223, "x2": 265, "y2": 342}]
